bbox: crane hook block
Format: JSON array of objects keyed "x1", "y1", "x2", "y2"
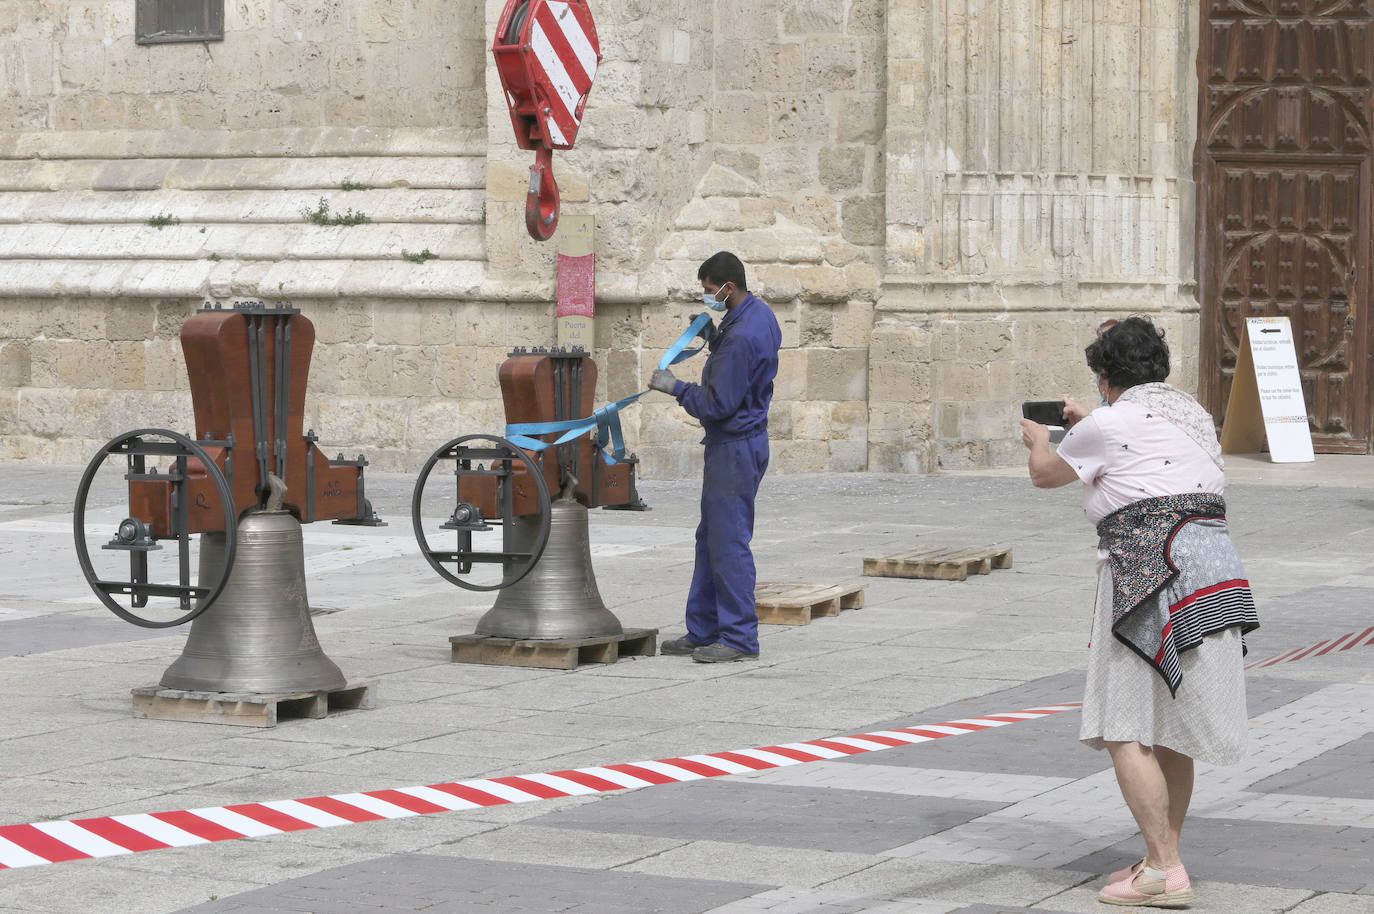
[{"x1": 492, "y1": 0, "x2": 601, "y2": 241}]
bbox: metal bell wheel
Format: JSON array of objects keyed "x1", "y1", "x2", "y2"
[
  {"x1": 72, "y1": 428, "x2": 238, "y2": 628},
  {"x1": 411, "y1": 433, "x2": 553, "y2": 592}
]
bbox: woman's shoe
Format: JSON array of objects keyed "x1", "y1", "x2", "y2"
[
  {"x1": 1098, "y1": 862, "x2": 1193, "y2": 907},
  {"x1": 1106, "y1": 857, "x2": 1146, "y2": 885}
]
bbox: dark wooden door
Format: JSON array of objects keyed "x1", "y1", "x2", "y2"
[{"x1": 1197, "y1": 0, "x2": 1373, "y2": 453}]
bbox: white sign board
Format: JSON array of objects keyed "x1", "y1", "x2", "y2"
[{"x1": 1220, "y1": 316, "x2": 1315, "y2": 463}]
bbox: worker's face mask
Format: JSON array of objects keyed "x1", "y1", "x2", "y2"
[{"x1": 702, "y1": 283, "x2": 730, "y2": 311}]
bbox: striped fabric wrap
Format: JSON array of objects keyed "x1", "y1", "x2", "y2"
[{"x1": 1097, "y1": 493, "x2": 1260, "y2": 695}]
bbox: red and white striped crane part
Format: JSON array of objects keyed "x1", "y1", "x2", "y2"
[
  {"x1": 1245, "y1": 625, "x2": 1374, "y2": 670},
  {"x1": 0, "y1": 704, "x2": 1079, "y2": 871},
  {"x1": 528, "y1": 0, "x2": 597, "y2": 148}
]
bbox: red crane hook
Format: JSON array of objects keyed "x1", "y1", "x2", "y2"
[{"x1": 526, "y1": 145, "x2": 559, "y2": 241}]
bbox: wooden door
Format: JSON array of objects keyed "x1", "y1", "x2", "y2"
[{"x1": 1197, "y1": 0, "x2": 1373, "y2": 453}]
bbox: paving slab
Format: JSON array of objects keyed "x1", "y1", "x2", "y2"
[{"x1": 176, "y1": 853, "x2": 770, "y2": 914}]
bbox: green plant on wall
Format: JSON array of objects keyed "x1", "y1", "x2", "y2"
[
  {"x1": 302, "y1": 197, "x2": 371, "y2": 227},
  {"x1": 147, "y1": 213, "x2": 180, "y2": 229},
  {"x1": 401, "y1": 248, "x2": 438, "y2": 263}
]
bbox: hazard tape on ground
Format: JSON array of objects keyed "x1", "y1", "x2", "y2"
[
  {"x1": 0, "y1": 703, "x2": 1079, "y2": 871},
  {"x1": 1244, "y1": 625, "x2": 1374, "y2": 670}
]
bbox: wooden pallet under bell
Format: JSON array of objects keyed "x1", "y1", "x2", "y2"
[{"x1": 754, "y1": 581, "x2": 866, "y2": 626}]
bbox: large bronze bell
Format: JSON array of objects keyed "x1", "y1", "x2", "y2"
[
  {"x1": 475, "y1": 496, "x2": 623, "y2": 640},
  {"x1": 160, "y1": 509, "x2": 347, "y2": 693}
]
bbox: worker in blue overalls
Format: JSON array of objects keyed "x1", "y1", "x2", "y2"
[{"x1": 649, "y1": 251, "x2": 782, "y2": 662}]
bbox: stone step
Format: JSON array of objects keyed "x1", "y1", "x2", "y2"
[
  {"x1": 0, "y1": 258, "x2": 486, "y2": 299},
  {"x1": 0, "y1": 223, "x2": 484, "y2": 262},
  {"x1": 0, "y1": 127, "x2": 485, "y2": 160},
  {"x1": 0, "y1": 189, "x2": 484, "y2": 225},
  {"x1": 0, "y1": 156, "x2": 486, "y2": 192}
]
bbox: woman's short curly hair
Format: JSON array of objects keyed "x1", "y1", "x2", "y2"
[{"x1": 1084, "y1": 316, "x2": 1170, "y2": 389}]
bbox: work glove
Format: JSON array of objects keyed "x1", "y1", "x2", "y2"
[
  {"x1": 648, "y1": 368, "x2": 678, "y2": 394},
  {"x1": 699, "y1": 317, "x2": 715, "y2": 343}
]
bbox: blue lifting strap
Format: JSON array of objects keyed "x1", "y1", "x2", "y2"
[{"x1": 505, "y1": 312, "x2": 713, "y2": 465}]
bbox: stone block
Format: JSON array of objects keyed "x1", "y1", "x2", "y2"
[
  {"x1": 795, "y1": 265, "x2": 850, "y2": 304},
  {"x1": 835, "y1": 91, "x2": 885, "y2": 143},
  {"x1": 829, "y1": 437, "x2": 867, "y2": 471},
  {"x1": 316, "y1": 397, "x2": 406, "y2": 449},
  {"x1": 773, "y1": 438, "x2": 829, "y2": 473},
  {"x1": 143, "y1": 339, "x2": 186, "y2": 391},
  {"x1": 870, "y1": 321, "x2": 932, "y2": 362},
  {"x1": 714, "y1": 0, "x2": 779, "y2": 40},
  {"x1": 404, "y1": 398, "x2": 470, "y2": 449},
  {"x1": 765, "y1": 402, "x2": 792, "y2": 438},
  {"x1": 936, "y1": 439, "x2": 986, "y2": 469},
  {"x1": 770, "y1": 93, "x2": 828, "y2": 142},
  {"x1": 800, "y1": 305, "x2": 833, "y2": 347},
  {"x1": 840, "y1": 195, "x2": 884, "y2": 246},
  {"x1": 717, "y1": 41, "x2": 803, "y2": 93},
  {"x1": 805, "y1": 36, "x2": 858, "y2": 91},
  {"x1": 0, "y1": 435, "x2": 54, "y2": 462},
  {"x1": 934, "y1": 361, "x2": 992, "y2": 401},
  {"x1": 961, "y1": 400, "x2": 1019, "y2": 440},
  {"x1": 956, "y1": 320, "x2": 1014, "y2": 362},
  {"x1": 754, "y1": 264, "x2": 803, "y2": 304},
  {"x1": 832, "y1": 301, "x2": 874, "y2": 348},
  {"x1": 0, "y1": 341, "x2": 30, "y2": 388},
  {"x1": 791, "y1": 401, "x2": 831, "y2": 440},
  {"x1": 372, "y1": 301, "x2": 459, "y2": 346},
  {"x1": 18, "y1": 388, "x2": 81, "y2": 436},
  {"x1": 782, "y1": 0, "x2": 843, "y2": 33},
  {"x1": 774, "y1": 348, "x2": 806, "y2": 400},
  {"x1": 818, "y1": 145, "x2": 865, "y2": 193},
  {"x1": 870, "y1": 359, "x2": 930, "y2": 403},
  {"x1": 103, "y1": 301, "x2": 157, "y2": 341},
  {"x1": 789, "y1": 194, "x2": 838, "y2": 234},
  {"x1": 0, "y1": 301, "x2": 43, "y2": 339},
  {"x1": 0, "y1": 390, "x2": 17, "y2": 435},
  {"x1": 804, "y1": 347, "x2": 867, "y2": 401},
  {"x1": 300, "y1": 301, "x2": 373, "y2": 345},
  {"x1": 844, "y1": 262, "x2": 880, "y2": 300},
  {"x1": 712, "y1": 94, "x2": 770, "y2": 145},
  {"x1": 739, "y1": 198, "x2": 776, "y2": 229},
  {"x1": 848, "y1": 0, "x2": 885, "y2": 33}
]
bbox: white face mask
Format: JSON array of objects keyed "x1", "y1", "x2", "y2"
[{"x1": 701, "y1": 284, "x2": 730, "y2": 311}]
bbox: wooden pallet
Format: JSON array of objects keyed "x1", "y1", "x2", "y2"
[
  {"x1": 862, "y1": 545, "x2": 1013, "y2": 581},
  {"x1": 130, "y1": 679, "x2": 378, "y2": 728},
  {"x1": 449, "y1": 627, "x2": 658, "y2": 670},
  {"x1": 755, "y1": 581, "x2": 866, "y2": 626}
]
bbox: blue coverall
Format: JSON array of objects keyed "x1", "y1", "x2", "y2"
[{"x1": 671, "y1": 293, "x2": 782, "y2": 654}]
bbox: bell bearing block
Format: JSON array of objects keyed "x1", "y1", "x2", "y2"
[{"x1": 458, "y1": 348, "x2": 641, "y2": 519}]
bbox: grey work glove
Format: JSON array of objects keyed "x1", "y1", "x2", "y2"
[{"x1": 648, "y1": 368, "x2": 678, "y2": 394}]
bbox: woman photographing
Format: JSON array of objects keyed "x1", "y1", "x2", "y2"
[{"x1": 1020, "y1": 317, "x2": 1259, "y2": 908}]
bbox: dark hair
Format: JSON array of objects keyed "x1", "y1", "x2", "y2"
[
  {"x1": 697, "y1": 251, "x2": 747, "y2": 292},
  {"x1": 1084, "y1": 316, "x2": 1170, "y2": 389}
]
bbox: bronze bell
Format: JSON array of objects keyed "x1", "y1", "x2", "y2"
[
  {"x1": 475, "y1": 496, "x2": 623, "y2": 640},
  {"x1": 160, "y1": 509, "x2": 347, "y2": 693}
]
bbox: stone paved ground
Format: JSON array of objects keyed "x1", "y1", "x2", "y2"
[{"x1": 0, "y1": 457, "x2": 1372, "y2": 914}]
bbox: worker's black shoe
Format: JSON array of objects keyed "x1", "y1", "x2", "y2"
[
  {"x1": 692, "y1": 643, "x2": 759, "y2": 663},
  {"x1": 659, "y1": 636, "x2": 701, "y2": 656}
]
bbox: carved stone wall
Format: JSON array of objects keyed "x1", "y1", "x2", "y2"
[
  {"x1": 0, "y1": 1, "x2": 1204, "y2": 478},
  {"x1": 875, "y1": 0, "x2": 1201, "y2": 472}
]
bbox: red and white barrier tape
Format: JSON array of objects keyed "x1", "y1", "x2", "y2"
[
  {"x1": 0, "y1": 704, "x2": 1079, "y2": 870},
  {"x1": 1245, "y1": 626, "x2": 1374, "y2": 670}
]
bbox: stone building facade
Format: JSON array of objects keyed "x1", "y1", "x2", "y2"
[{"x1": 0, "y1": 0, "x2": 1200, "y2": 478}]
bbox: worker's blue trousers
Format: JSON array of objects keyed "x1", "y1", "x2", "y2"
[{"x1": 684, "y1": 432, "x2": 769, "y2": 654}]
